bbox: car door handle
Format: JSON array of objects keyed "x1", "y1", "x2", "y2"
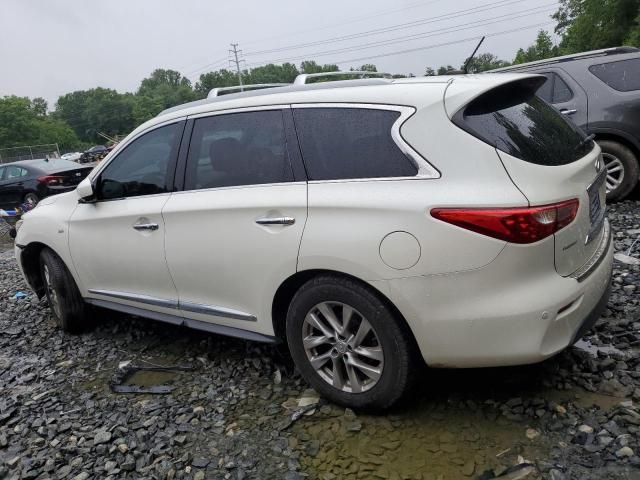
[
  {"x1": 560, "y1": 108, "x2": 577, "y2": 115},
  {"x1": 255, "y1": 216, "x2": 295, "y2": 226},
  {"x1": 133, "y1": 223, "x2": 159, "y2": 231}
]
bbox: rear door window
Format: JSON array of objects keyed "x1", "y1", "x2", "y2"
[
  {"x1": 293, "y1": 108, "x2": 417, "y2": 180},
  {"x1": 453, "y1": 79, "x2": 593, "y2": 165},
  {"x1": 184, "y1": 110, "x2": 293, "y2": 191},
  {"x1": 589, "y1": 58, "x2": 640, "y2": 92},
  {"x1": 535, "y1": 73, "x2": 573, "y2": 104}
]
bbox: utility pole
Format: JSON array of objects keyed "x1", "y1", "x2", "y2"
[{"x1": 229, "y1": 43, "x2": 244, "y2": 91}]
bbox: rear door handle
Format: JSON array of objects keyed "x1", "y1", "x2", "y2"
[
  {"x1": 560, "y1": 108, "x2": 577, "y2": 115},
  {"x1": 133, "y1": 223, "x2": 159, "y2": 231},
  {"x1": 255, "y1": 216, "x2": 295, "y2": 226}
]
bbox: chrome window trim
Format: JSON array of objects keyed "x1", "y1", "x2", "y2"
[
  {"x1": 186, "y1": 104, "x2": 290, "y2": 120},
  {"x1": 171, "y1": 180, "x2": 306, "y2": 196},
  {"x1": 87, "y1": 289, "x2": 256, "y2": 322},
  {"x1": 291, "y1": 102, "x2": 441, "y2": 181}
]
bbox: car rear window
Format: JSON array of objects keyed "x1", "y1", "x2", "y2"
[
  {"x1": 293, "y1": 108, "x2": 418, "y2": 180},
  {"x1": 33, "y1": 159, "x2": 80, "y2": 172},
  {"x1": 588, "y1": 58, "x2": 640, "y2": 92},
  {"x1": 453, "y1": 79, "x2": 593, "y2": 166}
]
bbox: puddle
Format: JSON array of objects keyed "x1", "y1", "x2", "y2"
[
  {"x1": 292, "y1": 404, "x2": 549, "y2": 480},
  {"x1": 573, "y1": 339, "x2": 626, "y2": 358},
  {"x1": 545, "y1": 388, "x2": 626, "y2": 411}
]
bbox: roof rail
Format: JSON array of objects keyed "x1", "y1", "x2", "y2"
[
  {"x1": 490, "y1": 46, "x2": 640, "y2": 72},
  {"x1": 207, "y1": 83, "x2": 289, "y2": 99},
  {"x1": 293, "y1": 71, "x2": 392, "y2": 85}
]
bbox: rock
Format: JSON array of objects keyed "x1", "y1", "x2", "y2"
[
  {"x1": 192, "y1": 458, "x2": 210, "y2": 468},
  {"x1": 614, "y1": 253, "x2": 640, "y2": 265},
  {"x1": 462, "y1": 460, "x2": 475, "y2": 476},
  {"x1": 578, "y1": 424, "x2": 594, "y2": 434},
  {"x1": 525, "y1": 428, "x2": 540, "y2": 440},
  {"x1": 194, "y1": 471, "x2": 206, "y2": 480},
  {"x1": 549, "y1": 469, "x2": 565, "y2": 480},
  {"x1": 616, "y1": 446, "x2": 634, "y2": 458},
  {"x1": 71, "y1": 473, "x2": 89, "y2": 480},
  {"x1": 117, "y1": 443, "x2": 129, "y2": 454},
  {"x1": 93, "y1": 430, "x2": 112, "y2": 445}
]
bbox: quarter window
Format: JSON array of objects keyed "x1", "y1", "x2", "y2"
[
  {"x1": 98, "y1": 122, "x2": 182, "y2": 200},
  {"x1": 589, "y1": 58, "x2": 640, "y2": 92},
  {"x1": 184, "y1": 110, "x2": 293, "y2": 191},
  {"x1": 535, "y1": 73, "x2": 573, "y2": 104},
  {"x1": 293, "y1": 108, "x2": 418, "y2": 181}
]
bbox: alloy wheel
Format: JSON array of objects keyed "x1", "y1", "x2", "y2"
[
  {"x1": 43, "y1": 264, "x2": 62, "y2": 318},
  {"x1": 302, "y1": 301, "x2": 384, "y2": 393},
  {"x1": 602, "y1": 152, "x2": 625, "y2": 193}
]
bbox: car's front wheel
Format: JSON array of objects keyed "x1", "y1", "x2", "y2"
[
  {"x1": 286, "y1": 275, "x2": 416, "y2": 410},
  {"x1": 39, "y1": 248, "x2": 87, "y2": 333}
]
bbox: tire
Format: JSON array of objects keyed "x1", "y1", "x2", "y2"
[
  {"x1": 39, "y1": 248, "x2": 87, "y2": 333},
  {"x1": 286, "y1": 275, "x2": 416, "y2": 410},
  {"x1": 598, "y1": 140, "x2": 639, "y2": 202},
  {"x1": 23, "y1": 193, "x2": 39, "y2": 207}
]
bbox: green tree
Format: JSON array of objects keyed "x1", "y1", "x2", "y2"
[
  {"x1": 31, "y1": 97, "x2": 48, "y2": 117},
  {"x1": 245, "y1": 63, "x2": 299, "y2": 84},
  {"x1": 0, "y1": 96, "x2": 80, "y2": 151},
  {"x1": 513, "y1": 30, "x2": 559, "y2": 64},
  {"x1": 553, "y1": 0, "x2": 640, "y2": 53},
  {"x1": 194, "y1": 69, "x2": 241, "y2": 98},
  {"x1": 134, "y1": 69, "x2": 195, "y2": 123},
  {"x1": 358, "y1": 64, "x2": 378, "y2": 72},
  {"x1": 299, "y1": 61, "x2": 339, "y2": 74},
  {"x1": 424, "y1": 67, "x2": 436, "y2": 76},
  {"x1": 436, "y1": 65, "x2": 455, "y2": 75},
  {"x1": 462, "y1": 53, "x2": 510, "y2": 73},
  {"x1": 55, "y1": 88, "x2": 135, "y2": 143}
]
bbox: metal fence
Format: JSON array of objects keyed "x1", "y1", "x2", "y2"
[{"x1": 0, "y1": 143, "x2": 60, "y2": 164}]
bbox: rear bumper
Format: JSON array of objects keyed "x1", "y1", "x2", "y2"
[{"x1": 386, "y1": 227, "x2": 614, "y2": 368}]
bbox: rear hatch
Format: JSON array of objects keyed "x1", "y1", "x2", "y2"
[{"x1": 450, "y1": 77, "x2": 606, "y2": 276}]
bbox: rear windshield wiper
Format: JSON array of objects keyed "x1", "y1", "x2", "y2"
[{"x1": 575, "y1": 133, "x2": 595, "y2": 151}]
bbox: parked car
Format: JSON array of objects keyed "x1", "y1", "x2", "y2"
[
  {"x1": 60, "y1": 152, "x2": 81, "y2": 162},
  {"x1": 79, "y1": 145, "x2": 108, "y2": 164},
  {"x1": 0, "y1": 158, "x2": 94, "y2": 209},
  {"x1": 491, "y1": 46, "x2": 640, "y2": 201},
  {"x1": 14, "y1": 74, "x2": 612, "y2": 409}
]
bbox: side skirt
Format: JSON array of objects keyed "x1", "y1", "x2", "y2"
[{"x1": 85, "y1": 298, "x2": 277, "y2": 344}]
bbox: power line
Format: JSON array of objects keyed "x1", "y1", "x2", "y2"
[
  {"x1": 243, "y1": 0, "x2": 531, "y2": 58},
  {"x1": 242, "y1": 6, "x2": 556, "y2": 69}
]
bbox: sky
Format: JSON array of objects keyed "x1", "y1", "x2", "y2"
[{"x1": 0, "y1": 0, "x2": 558, "y2": 107}]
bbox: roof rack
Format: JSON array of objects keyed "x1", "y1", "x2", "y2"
[
  {"x1": 293, "y1": 71, "x2": 393, "y2": 85},
  {"x1": 490, "y1": 46, "x2": 639, "y2": 72},
  {"x1": 207, "y1": 83, "x2": 289, "y2": 99}
]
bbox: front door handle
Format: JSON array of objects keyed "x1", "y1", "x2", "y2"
[
  {"x1": 255, "y1": 216, "x2": 295, "y2": 226},
  {"x1": 133, "y1": 223, "x2": 159, "y2": 231},
  {"x1": 560, "y1": 108, "x2": 577, "y2": 115}
]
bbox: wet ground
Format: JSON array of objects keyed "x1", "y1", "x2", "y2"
[{"x1": 1, "y1": 199, "x2": 639, "y2": 479}]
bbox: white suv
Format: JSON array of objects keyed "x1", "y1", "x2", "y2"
[{"x1": 15, "y1": 74, "x2": 613, "y2": 410}]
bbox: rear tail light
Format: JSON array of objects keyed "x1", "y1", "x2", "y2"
[
  {"x1": 431, "y1": 199, "x2": 579, "y2": 244},
  {"x1": 37, "y1": 175, "x2": 65, "y2": 186}
]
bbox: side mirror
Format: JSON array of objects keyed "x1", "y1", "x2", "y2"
[{"x1": 76, "y1": 177, "x2": 95, "y2": 202}]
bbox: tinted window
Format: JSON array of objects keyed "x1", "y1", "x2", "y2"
[
  {"x1": 5, "y1": 166, "x2": 28, "y2": 179},
  {"x1": 535, "y1": 74, "x2": 553, "y2": 103},
  {"x1": 553, "y1": 74, "x2": 573, "y2": 103},
  {"x1": 99, "y1": 122, "x2": 181, "y2": 200},
  {"x1": 33, "y1": 159, "x2": 81, "y2": 172},
  {"x1": 184, "y1": 110, "x2": 293, "y2": 190},
  {"x1": 293, "y1": 108, "x2": 418, "y2": 180},
  {"x1": 454, "y1": 79, "x2": 593, "y2": 166},
  {"x1": 589, "y1": 58, "x2": 640, "y2": 92}
]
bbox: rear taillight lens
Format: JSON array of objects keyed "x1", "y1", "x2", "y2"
[
  {"x1": 431, "y1": 199, "x2": 579, "y2": 244},
  {"x1": 37, "y1": 175, "x2": 65, "y2": 185}
]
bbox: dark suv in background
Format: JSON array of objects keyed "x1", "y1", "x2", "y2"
[{"x1": 493, "y1": 47, "x2": 640, "y2": 201}]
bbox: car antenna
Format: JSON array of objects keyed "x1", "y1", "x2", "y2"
[{"x1": 463, "y1": 36, "x2": 485, "y2": 74}]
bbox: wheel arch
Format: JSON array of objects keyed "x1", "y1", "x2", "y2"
[
  {"x1": 19, "y1": 241, "x2": 62, "y2": 299},
  {"x1": 271, "y1": 269, "x2": 420, "y2": 353},
  {"x1": 592, "y1": 130, "x2": 640, "y2": 160}
]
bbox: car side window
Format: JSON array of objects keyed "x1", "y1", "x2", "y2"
[
  {"x1": 293, "y1": 107, "x2": 418, "y2": 181},
  {"x1": 552, "y1": 74, "x2": 573, "y2": 103},
  {"x1": 184, "y1": 110, "x2": 293, "y2": 191},
  {"x1": 589, "y1": 58, "x2": 640, "y2": 92},
  {"x1": 0, "y1": 167, "x2": 5, "y2": 180},
  {"x1": 535, "y1": 73, "x2": 573, "y2": 104},
  {"x1": 98, "y1": 122, "x2": 182, "y2": 200},
  {"x1": 5, "y1": 166, "x2": 28, "y2": 179}
]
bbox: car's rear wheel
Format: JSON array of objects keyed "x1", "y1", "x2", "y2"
[
  {"x1": 23, "y1": 193, "x2": 39, "y2": 207},
  {"x1": 39, "y1": 248, "x2": 87, "y2": 333},
  {"x1": 286, "y1": 275, "x2": 415, "y2": 410},
  {"x1": 598, "y1": 140, "x2": 639, "y2": 201}
]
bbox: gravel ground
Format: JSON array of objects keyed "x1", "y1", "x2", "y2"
[{"x1": 0, "y1": 200, "x2": 639, "y2": 480}]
